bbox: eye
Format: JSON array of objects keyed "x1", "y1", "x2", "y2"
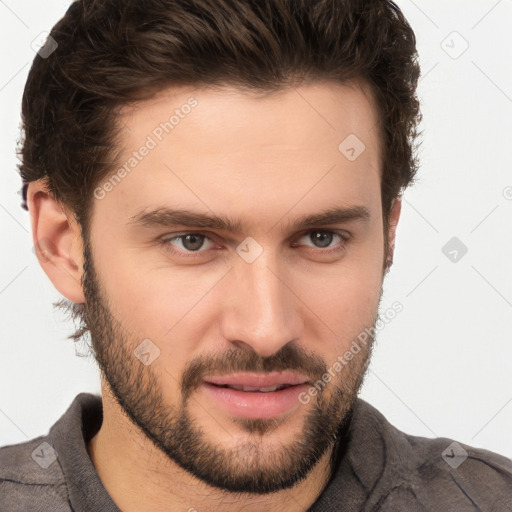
[
  {"x1": 159, "y1": 229, "x2": 349, "y2": 257},
  {"x1": 294, "y1": 230, "x2": 348, "y2": 252},
  {"x1": 161, "y1": 233, "x2": 215, "y2": 254}
]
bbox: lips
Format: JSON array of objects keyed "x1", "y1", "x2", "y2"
[
  {"x1": 203, "y1": 371, "x2": 310, "y2": 391},
  {"x1": 215, "y1": 384, "x2": 289, "y2": 392},
  {"x1": 200, "y1": 372, "x2": 312, "y2": 419}
]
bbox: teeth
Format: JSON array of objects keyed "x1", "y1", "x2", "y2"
[
  {"x1": 256, "y1": 385, "x2": 279, "y2": 392},
  {"x1": 225, "y1": 384, "x2": 286, "y2": 392}
]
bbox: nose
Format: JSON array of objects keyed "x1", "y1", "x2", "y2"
[{"x1": 220, "y1": 253, "x2": 303, "y2": 357}]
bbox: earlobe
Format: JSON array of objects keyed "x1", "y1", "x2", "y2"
[
  {"x1": 27, "y1": 181, "x2": 85, "y2": 303},
  {"x1": 385, "y1": 196, "x2": 402, "y2": 270}
]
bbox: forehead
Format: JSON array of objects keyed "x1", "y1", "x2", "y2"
[
  {"x1": 94, "y1": 81, "x2": 382, "y2": 231},
  {"x1": 119, "y1": 80, "x2": 380, "y2": 155}
]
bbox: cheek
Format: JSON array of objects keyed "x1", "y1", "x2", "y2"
[
  {"x1": 291, "y1": 236, "x2": 384, "y2": 354},
  {"x1": 296, "y1": 267, "x2": 381, "y2": 335},
  {"x1": 92, "y1": 241, "x2": 223, "y2": 359}
]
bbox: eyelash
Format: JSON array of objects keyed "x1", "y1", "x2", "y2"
[{"x1": 158, "y1": 230, "x2": 350, "y2": 257}]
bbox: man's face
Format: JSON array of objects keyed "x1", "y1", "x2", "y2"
[{"x1": 83, "y1": 81, "x2": 389, "y2": 493}]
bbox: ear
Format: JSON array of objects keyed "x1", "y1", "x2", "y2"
[
  {"x1": 27, "y1": 180, "x2": 85, "y2": 303},
  {"x1": 385, "y1": 196, "x2": 402, "y2": 270}
]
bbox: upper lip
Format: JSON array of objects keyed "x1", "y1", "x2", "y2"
[{"x1": 204, "y1": 371, "x2": 310, "y2": 388}]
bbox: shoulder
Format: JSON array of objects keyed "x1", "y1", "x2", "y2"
[
  {"x1": 0, "y1": 434, "x2": 70, "y2": 511},
  {"x1": 0, "y1": 393, "x2": 102, "y2": 512},
  {"x1": 350, "y1": 399, "x2": 512, "y2": 510}
]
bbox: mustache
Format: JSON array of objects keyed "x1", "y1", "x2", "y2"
[{"x1": 180, "y1": 343, "x2": 327, "y2": 401}]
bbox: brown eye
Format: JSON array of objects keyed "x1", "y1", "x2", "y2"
[
  {"x1": 179, "y1": 234, "x2": 206, "y2": 251},
  {"x1": 309, "y1": 231, "x2": 335, "y2": 248},
  {"x1": 161, "y1": 233, "x2": 214, "y2": 254},
  {"x1": 296, "y1": 230, "x2": 348, "y2": 250}
]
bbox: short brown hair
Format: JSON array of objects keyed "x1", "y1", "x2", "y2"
[
  {"x1": 20, "y1": 0, "x2": 423, "y2": 344},
  {"x1": 20, "y1": 0, "x2": 421, "y2": 234},
  {"x1": 20, "y1": 0, "x2": 421, "y2": 341}
]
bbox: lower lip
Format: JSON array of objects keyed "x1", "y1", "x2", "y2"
[{"x1": 201, "y1": 383, "x2": 309, "y2": 419}]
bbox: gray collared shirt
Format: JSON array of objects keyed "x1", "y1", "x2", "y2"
[{"x1": 1, "y1": 393, "x2": 511, "y2": 511}]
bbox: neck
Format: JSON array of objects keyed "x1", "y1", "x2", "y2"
[{"x1": 87, "y1": 388, "x2": 336, "y2": 512}]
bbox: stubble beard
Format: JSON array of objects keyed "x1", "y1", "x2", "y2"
[{"x1": 81, "y1": 236, "x2": 379, "y2": 494}]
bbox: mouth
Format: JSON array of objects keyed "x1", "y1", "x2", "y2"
[
  {"x1": 204, "y1": 370, "x2": 310, "y2": 389},
  {"x1": 209, "y1": 383, "x2": 296, "y2": 392},
  {"x1": 201, "y1": 372, "x2": 311, "y2": 419}
]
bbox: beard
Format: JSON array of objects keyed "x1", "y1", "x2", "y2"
[{"x1": 81, "y1": 234, "x2": 380, "y2": 494}]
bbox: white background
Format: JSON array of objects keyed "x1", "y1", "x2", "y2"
[{"x1": 1, "y1": 1, "x2": 511, "y2": 459}]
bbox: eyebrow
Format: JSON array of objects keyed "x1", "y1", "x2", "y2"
[{"x1": 128, "y1": 204, "x2": 371, "y2": 234}]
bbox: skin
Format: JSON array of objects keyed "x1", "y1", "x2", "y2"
[{"x1": 27, "y1": 80, "x2": 401, "y2": 512}]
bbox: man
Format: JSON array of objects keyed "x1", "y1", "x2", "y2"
[{"x1": 1, "y1": 0, "x2": 511, "y2": 511}]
